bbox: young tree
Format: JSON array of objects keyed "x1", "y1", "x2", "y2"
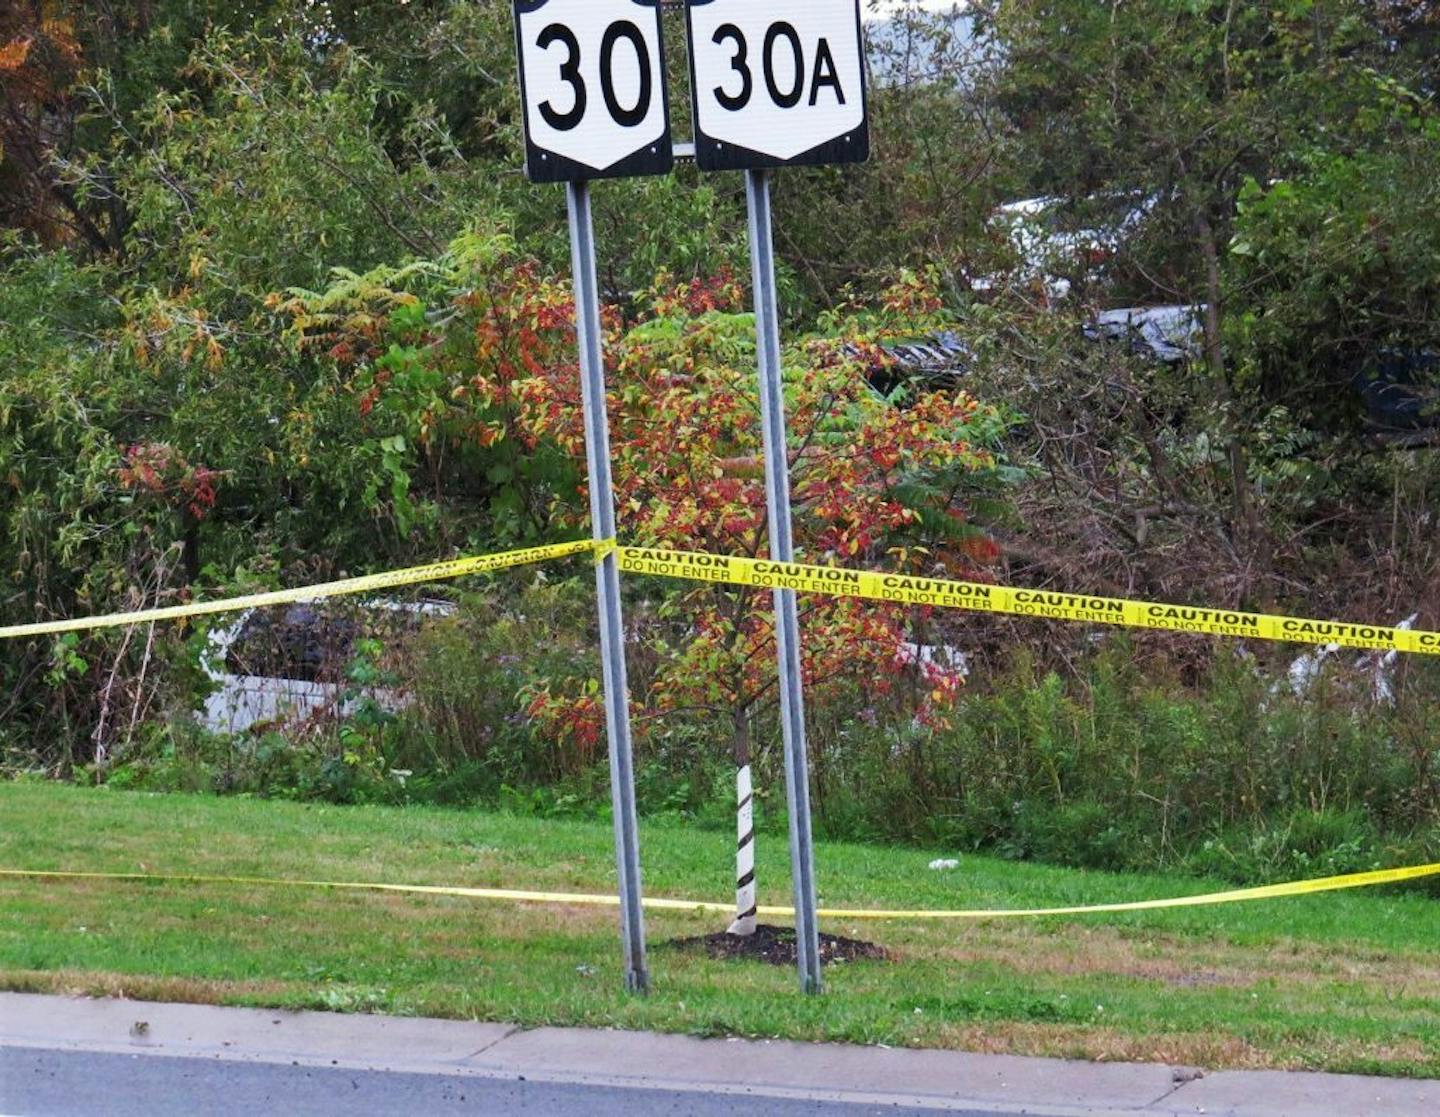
[
  {"x1": 515, "y1": 271, "x2": 1011, "y2": 933},
  {"x1": 284, "y1": 243, "x2": 1013, "y2": 933}
]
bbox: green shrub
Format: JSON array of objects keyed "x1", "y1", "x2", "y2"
[
  {"x1": 77, "y1": 597, "x2": 1440, "y2": 889},
  {"x1": 805, "y1": 644, "x2": 1439, "y2": 882}
]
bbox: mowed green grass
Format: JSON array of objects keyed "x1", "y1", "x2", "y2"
[{"x1": 1, "y1": 783, "x2": 1436, "y2": 1076}]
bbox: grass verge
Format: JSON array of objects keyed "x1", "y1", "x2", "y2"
[{"x1": 1, "y1": 782, "x2": 1437, "y2": 1076}]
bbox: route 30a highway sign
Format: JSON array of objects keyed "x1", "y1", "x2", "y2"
[
  {"x1": 686, "y1": 0, "x2": 869, "y2": 171},
  {"x1": 514, "y1": 0, "x2": 673, "y2": 183}
]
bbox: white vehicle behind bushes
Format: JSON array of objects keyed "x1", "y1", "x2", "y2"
[
  {"x1": 199, "y1": 598, "x2": 454, "y2": 735},
  {"x1": 974, "y1": 192, "x2": 1160, "y2": 302}
]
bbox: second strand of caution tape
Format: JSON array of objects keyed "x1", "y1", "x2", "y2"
[{"x1": 3, "y1": 860, "x2": 1436, "y2": 919}]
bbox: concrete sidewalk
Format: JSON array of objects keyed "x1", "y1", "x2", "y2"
[{"x1": 1, "y1": 992, "x2": 1435, "y2": 1116}]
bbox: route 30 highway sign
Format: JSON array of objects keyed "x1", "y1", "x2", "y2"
[
  {"x1": 514, "y1": 0, "x2": 673, "y2": 183},
  {"x1": 686, "y1": 0, "x2": 869, "y2": 171}
]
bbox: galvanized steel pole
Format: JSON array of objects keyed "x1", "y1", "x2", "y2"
[
  {"x1": 745, "y1": 168, "x2": 823, "y2": 995},
  {"x1": 566, "y1": 180, "x2": 649, "y2": 994}
]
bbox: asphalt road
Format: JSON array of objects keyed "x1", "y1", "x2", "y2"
[
  {"x1": 1, "y1": 1047, "x2": 1002, "y2": 1117},
  {"x1": 8, "y1": 995, "x2": 1437, "y2": 1117}
]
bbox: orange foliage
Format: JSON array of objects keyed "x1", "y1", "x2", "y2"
[{"x1": 0, "y1": 4, "x2": 87, "y2": 244}]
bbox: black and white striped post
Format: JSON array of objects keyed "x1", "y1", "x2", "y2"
[{"x1": 728, "y1": 763, "x2": 759, "y2": 935}]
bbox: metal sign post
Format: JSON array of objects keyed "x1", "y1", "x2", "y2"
[
  {"x1": 746, "y1": 167, "x2": 822, "y2": 994},
  {"x1": 568, "y1": 181, "x2": 648, "y2": 994},
  {"x1": 686, "y1": 0, "x2": 869, "y2": 995},
  {"x1": 514, "y1": 0, "x2": 676, "y2": 994}
]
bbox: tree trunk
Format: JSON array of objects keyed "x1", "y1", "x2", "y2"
[
  {"x1": 727, "y1": 705, "x2": 758, "y2": 936},
  {"x1": 1194, "y1": 206, "x2": 1264, "y2": 571}
]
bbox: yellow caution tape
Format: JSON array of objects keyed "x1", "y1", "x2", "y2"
[
  {"x1": 617, "y1": 547, "x2": 1440, "y2": 657},
  {"x1": 4, "y1": 538, "x2": 1437, "y2": 658},
  {"x1": 593, "y1": 538, "x2": 618, "y2": 564},
  {"x1": 7, "y1": 540, "x2": 1432, "y2": 924},
  {"x1": 804, "y1": 860, "x2": 1440, "y2": 919},
  {"x1": 0, "y1": 539, "x2": 599, "y2": 641},
  {"x1": 2, "y1": 861, "x2": 1436, "y2": 919}
]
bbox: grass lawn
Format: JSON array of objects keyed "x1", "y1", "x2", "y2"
[{"x1": 1, "y1": 782, "x2": 1437, "y2": 1077}]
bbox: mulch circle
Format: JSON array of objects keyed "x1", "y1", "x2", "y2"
[{"x1": 664, "y1": 923, "x2": 891, "y2": 966}]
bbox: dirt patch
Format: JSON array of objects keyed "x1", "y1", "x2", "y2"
[
  {"x1": 0, "y1": 968, "x2": 299, "y2": 1006},
  {"x1": 921, "y1": 923, "x2": 1440, "y2": 994},
  {"x1": 1169, "y1": 970, "x2": 1234, "y2": 988},
  {"x1": 926, "y1": 1019, "x2": 1273, "y2": 1069},
  {"x1": 924, "y1": 1019, "x2": 1436, "y2": 1073},
  {"x1": 665, "y1": 923, "x2": 890, "y2": 966}
]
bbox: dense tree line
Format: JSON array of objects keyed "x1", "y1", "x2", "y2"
[{"x1": 1, "y1": 2, "x2": 1436, "y2": 872}]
